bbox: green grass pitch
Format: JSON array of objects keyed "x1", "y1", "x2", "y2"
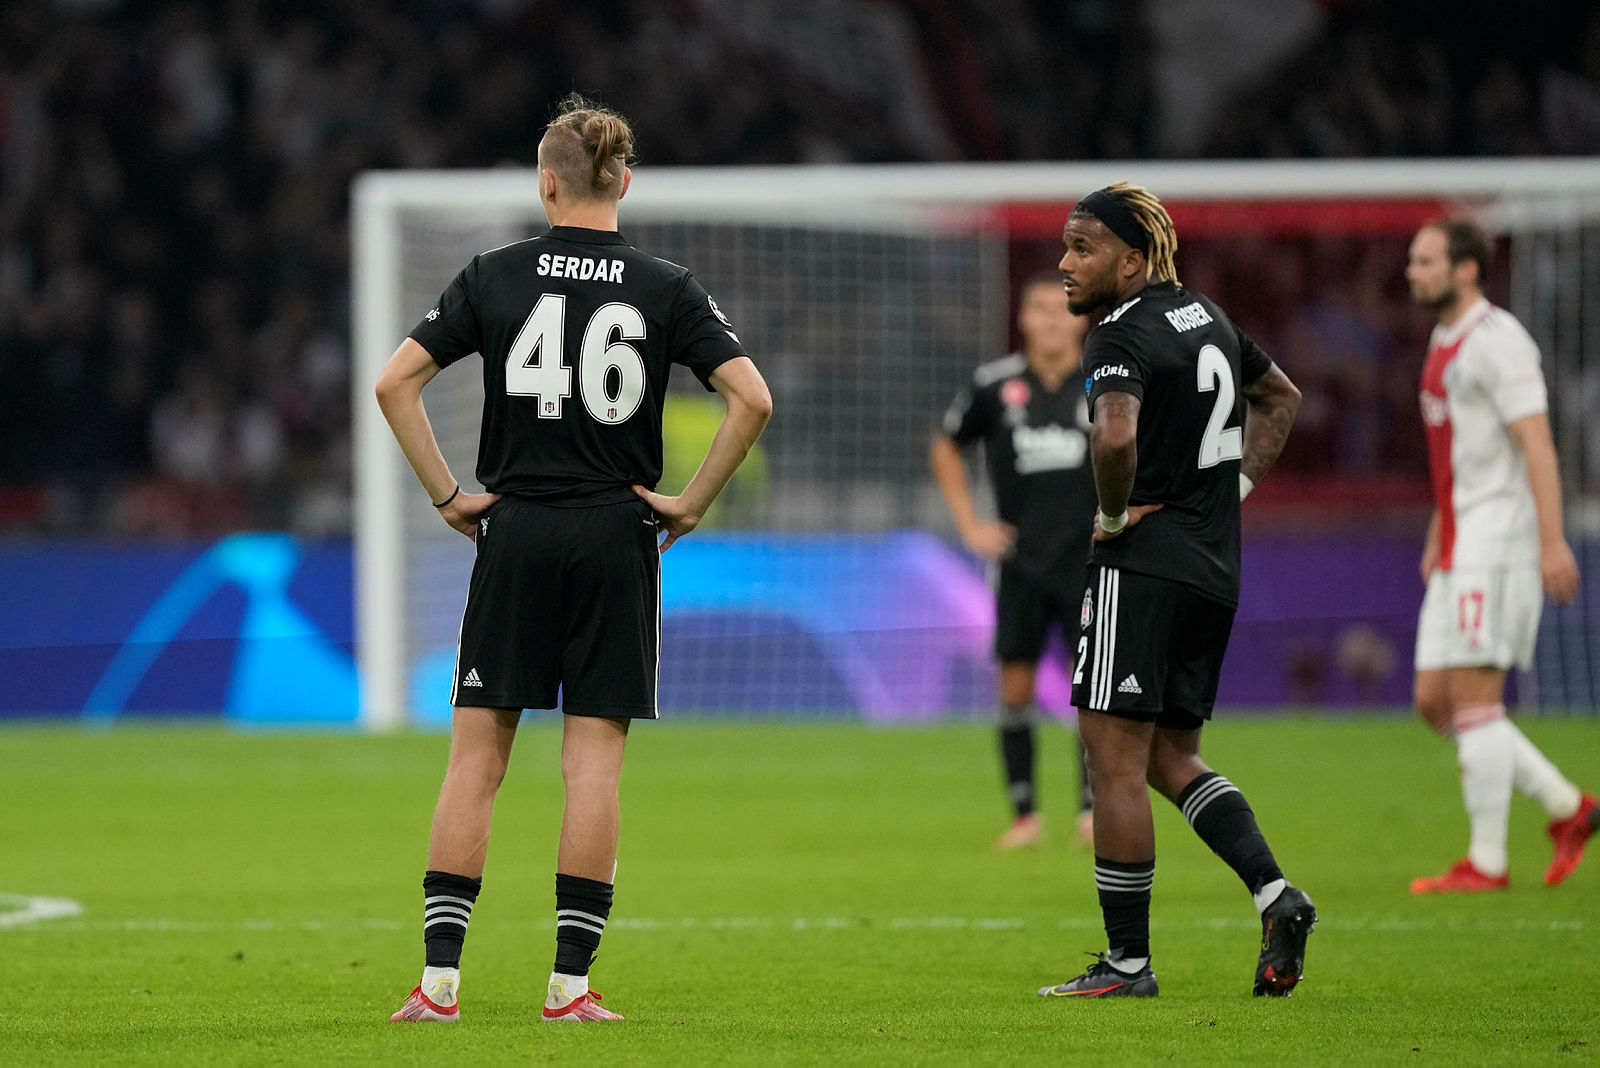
[{"x1": 3, "y1": 716, "x2": 1597, "y2": 1065}]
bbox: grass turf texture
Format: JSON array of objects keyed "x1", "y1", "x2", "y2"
[{"x1": 2, "y1": 718, "x2": 1596, "y2": 1066}]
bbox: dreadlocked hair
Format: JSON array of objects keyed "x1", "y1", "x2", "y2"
[{"x1": 1104, "y1": 181, "x2": 1179, "y2": 285}]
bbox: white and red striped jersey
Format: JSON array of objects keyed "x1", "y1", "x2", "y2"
[{"x1": 1418, "y1": 297, "x2": 1547, "y2": 570}]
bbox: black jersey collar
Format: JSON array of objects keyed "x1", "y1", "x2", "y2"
[{"x1": 547, "y1": 225, "x2": 629, "y2": 245}]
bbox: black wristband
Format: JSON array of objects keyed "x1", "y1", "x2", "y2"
[{"x1": 432, "y1": 484, "x2": 460, "y2": 509}]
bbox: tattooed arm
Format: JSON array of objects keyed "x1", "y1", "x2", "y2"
[
  {"x1": 1239, "y1": 362, "x2": 1301, "y2": 487},
  {"x1": 1091, "y1": 390, "x2": 1140, "y2": 517},
  {"x1": 1090, "y1": 389, "x2": 1167, "y2": 542}
]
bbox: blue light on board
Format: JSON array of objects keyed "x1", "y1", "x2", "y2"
[{"x1": 81, "y1": 533, "x2": 358, "y2": 723}]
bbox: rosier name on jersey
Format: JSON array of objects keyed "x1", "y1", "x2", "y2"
[{"x1": 1163, "y1": 301, "x2": 1215, "y2": 332}]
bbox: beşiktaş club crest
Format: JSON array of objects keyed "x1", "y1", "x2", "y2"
[
  {"x1": 1001, "y1": 378, "x2": 1031, "y2": 409},
  {"x1": 1081, "y1": 588, "x2": 1094, "y2": 628}
]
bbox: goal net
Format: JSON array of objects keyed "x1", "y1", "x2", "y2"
[{"x1": 353, "y1": 161, "x2": 1600, "y2": 729}]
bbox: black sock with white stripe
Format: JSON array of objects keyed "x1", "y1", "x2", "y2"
[
  {"x1": 422, "y1": 870, "x2": 481, "y2": 968},
  {"x1": 998, "y1": 705, "x2": 1036, "y2": 819},
  {"x1": 1094, "y1": 856, "x2": 1154, "y2": 966},
  {"x1": 554, "y1": 872, "x2": 613, "y2": 976},
  {"x1": 1176, "y1": 772, "x2": 1284, "y2": 899}
]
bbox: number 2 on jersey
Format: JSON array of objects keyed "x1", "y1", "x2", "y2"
[
  {"x1": 505, "y1": 294, "x2": 646, "y2": 423},
  {"x1": 1196, "y1": 344, "x2": 1243, "y2": 468}
]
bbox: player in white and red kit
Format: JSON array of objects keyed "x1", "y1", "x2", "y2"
[{"x1": 1405, "y1": 218, "x2": 1597, "y2": 893}]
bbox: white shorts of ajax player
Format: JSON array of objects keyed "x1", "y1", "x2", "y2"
[{"x1": 1415, "y1": 564, "x2": 1543, "y2": 672}]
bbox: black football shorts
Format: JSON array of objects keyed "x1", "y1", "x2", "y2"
[
  {"x1": 1069, "y1": 565, "x2": 1234, "y2": 729},
  {"x1": 994, "y1": 561, "x2": 1087, "y2": 664},
  {"x1": 451, "y1": 495, "x2": 660, "y2": 719}
]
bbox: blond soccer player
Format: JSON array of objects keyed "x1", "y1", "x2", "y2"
[{"x1": 378, "y1": 95, "x2": 770, "y2": 1022}]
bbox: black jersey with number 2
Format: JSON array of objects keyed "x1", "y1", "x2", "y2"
[
  {"x1": 409, "y1": 225, "x2": 746, "y2": 505},
  {"x1": 1083, "y1": 280, "x2": 1271, "y2": 607}
]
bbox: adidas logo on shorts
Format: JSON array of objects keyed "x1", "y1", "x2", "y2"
[
  {"x1": 463, "y1": 668, "x2": 484, "y2": 687},
  {"x1": 1117, "y1": 674, "x2": 1142, "y2": 695}
]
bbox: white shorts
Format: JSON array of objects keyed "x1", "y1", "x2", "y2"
[{"x1": 1414, "y1": 564, "x2": 1542, "y2": 672}]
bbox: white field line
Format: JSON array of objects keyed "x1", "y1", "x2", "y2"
[
  {"x1": 2, "y1": 913, "x2": 1583, "y2": 934},
  {"x1": 0, "y1": 895, "x2": 84, "y2": 929}
]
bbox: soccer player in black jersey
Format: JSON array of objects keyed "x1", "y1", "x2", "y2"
[
  {"x1": 933, "y1": 273, "x2": 1098, "y2": 850},
  {"x1": 376, "y1": 95, "x2": 771, "y2": 1024},
  {"x1": 1036, "y1": 182, "x2": 1314, "y2": 1000}
]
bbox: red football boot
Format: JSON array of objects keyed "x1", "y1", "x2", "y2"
[
  {"x1": 1544, "y1": 792, "x2": 1598, "y2": 888},
  {"x1": 390, "y1": 981, "x2": 459, "y2": 1023},
  {"x1": 542, "y1": 988, "x2": 624, "y2": 1023},
  {"x1": 1409, "y1": 858, "x2": 1509, "y2": 894},
  {"x1": 998, "y1": 813, "x2": 1043, "y2": 850}
]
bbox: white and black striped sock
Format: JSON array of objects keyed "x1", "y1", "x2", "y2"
[
  {"x1": 1094, "y1": 856, "x2": 1154, "y2": 961},
  {"x1": 422, "y1": 870, "x2": 482, "y2": 969},
  {"x1": 554, "y1": 872, "x2": 613, "y2": 976},
  {"x1": 1176, "y1": 772, "x2": 1284, "y2": 900}
]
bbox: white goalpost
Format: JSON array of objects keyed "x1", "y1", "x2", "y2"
[{"x1": 353, "y1": 159, "x2": 1600, "y2": 731}]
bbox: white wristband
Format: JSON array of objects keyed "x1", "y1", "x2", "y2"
[
  {"x1": 1240, "y1": 473, "x2": 1255, "y2": 501},
  {"x1": 1098, "y1": 509, "x2": 1129, "y2": 533}
]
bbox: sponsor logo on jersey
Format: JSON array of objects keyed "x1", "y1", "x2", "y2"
[
  {"x1": 1001, "y1": 378, "x2": 1031, "y2": 409},
  {"x1": 463, "y1": 668, "x2": 484, "y2": 687},
  {"x1": 1092, "y1": 364, "x2": 1130, "y2": 382},
  {"x1": 537, "y1": 253, "x2": 625, "y2": 283},
  {"x1": 708, "y1": 295, "x2": 733, "y2": 327},
  {"x1": 1117, "y1": 674, "x2": 1142, "y2": 695},
  {"x1": 1164, "y1": 301, "x2": 1214, "y2": 332},
  {"x1": 1012, "y1": 424, "x2": 1088, "y2": 473},
  {"x1": 426, "y1": 308, "x2": 440, "y2": 321}
]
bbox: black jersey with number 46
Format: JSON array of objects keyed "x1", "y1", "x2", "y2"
[
  {"x1": 1083, "y1": 280, "x2": 1271, "y2": 608},
  {"x1": 409, "y1": 225, "x2": 746, "y2": 505}
]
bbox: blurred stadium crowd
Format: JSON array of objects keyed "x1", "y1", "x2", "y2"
[{"x1": 1, "y1": 0, "x2": 1596, "y2": 535}]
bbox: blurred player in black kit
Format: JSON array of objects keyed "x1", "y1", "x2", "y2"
[
  {"x1": 932, "y1": 274, "x2": 1098, "y2": 849},
  {"x1": 377, "y1": 95, "x2": 771, "y2": 1024},
  {"x1": 1037, "y1": 182, "x2": 1314, "y2": 1000}
]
